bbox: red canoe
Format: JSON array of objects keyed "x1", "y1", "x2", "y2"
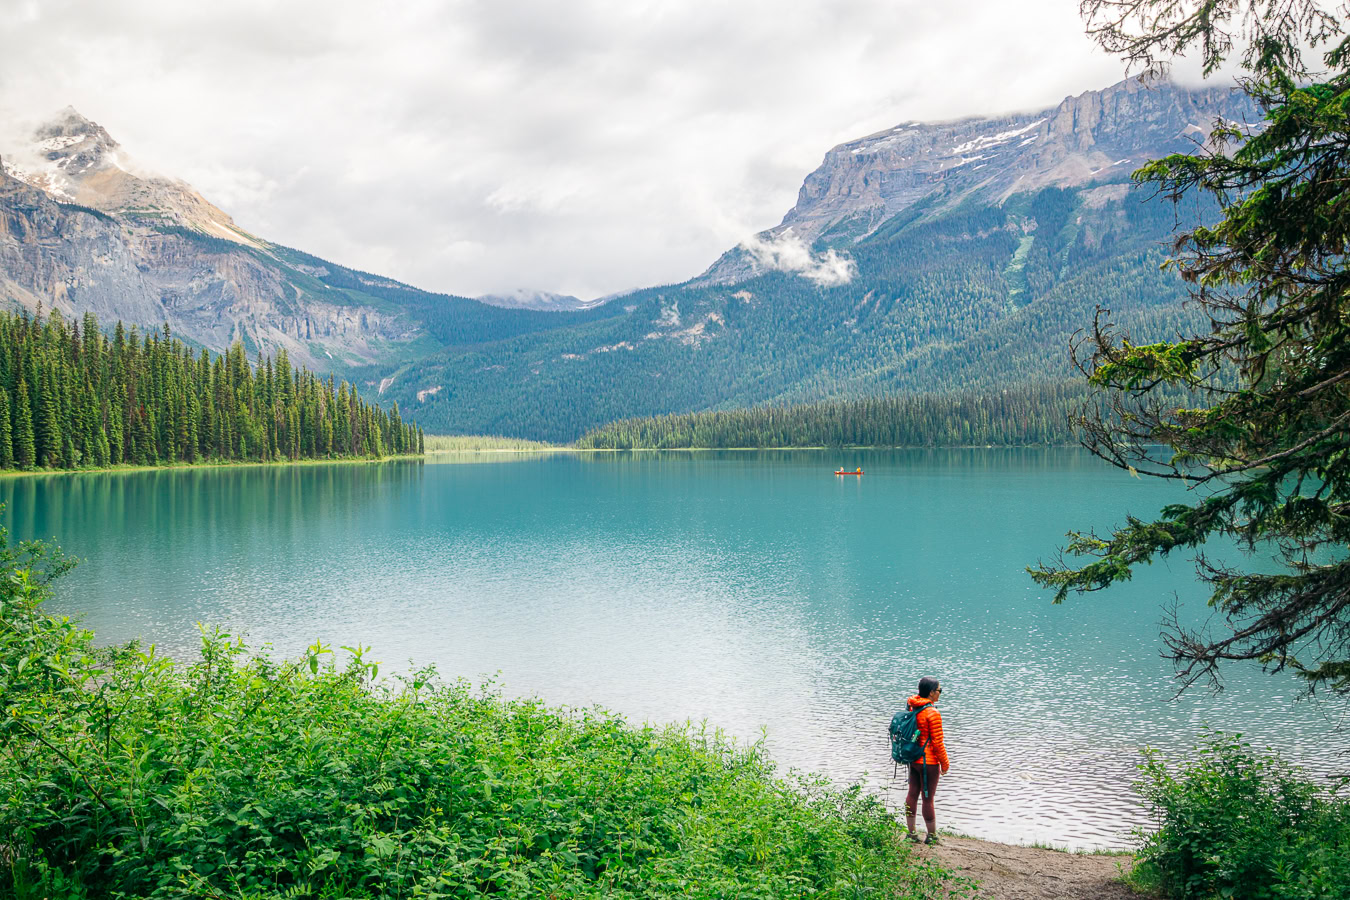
[{"x1": 834, "y1": 468, "x2": 863, "y2": 476}]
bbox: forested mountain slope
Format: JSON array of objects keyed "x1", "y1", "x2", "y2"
[{"x1": 379, "y1": 181, "x2": 1212, "y2": 441}]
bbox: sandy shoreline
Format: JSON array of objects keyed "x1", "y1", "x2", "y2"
[{"x1": 924, "y1": 835, "x2": 1141, "y2": 899}]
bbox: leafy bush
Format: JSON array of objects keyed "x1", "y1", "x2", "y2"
[
  {"x1": 0, "y1": 528, "x2": 962, "y2": 900},
  {"x1": 1134, "y1": 734, "x2": 1350, "y2": 900}
]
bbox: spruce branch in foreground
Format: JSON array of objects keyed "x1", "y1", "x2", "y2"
[{"x1": 1033, "y1": 2, "x2": 1350, "y2": 698}]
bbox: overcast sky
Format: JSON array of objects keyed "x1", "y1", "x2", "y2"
[{"x1": 0, "y1": 0, "x2": 1143, "y2": 299}]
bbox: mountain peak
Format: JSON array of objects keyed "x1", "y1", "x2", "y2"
[
  {"x1": 30, "y1": 107, "x2": 122, "y2": 181},
  {"x1": 39, "y1": 106, "x2": 109, "y2": 137},
  {"x1": 2, "y1": 106, "x2": 128, "y2": 202},
  {"x1": 795, "y1": 75, "x2": 1250, "y2": 241},
  {"x1": 1, "y1": 107, "x2": 260, "y2": 248}
]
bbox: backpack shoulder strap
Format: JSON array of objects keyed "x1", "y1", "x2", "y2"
[{"x1": 916, "y1": 703, "x2": 936, "y2": 743}]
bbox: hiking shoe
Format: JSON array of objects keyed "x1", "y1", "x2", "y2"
[
  {"x1": 905, "y1": 832, "x2": 922, "y2": 843},
  {"x1": 924, "y1": 833, "x2": 941, "y2": 846}
]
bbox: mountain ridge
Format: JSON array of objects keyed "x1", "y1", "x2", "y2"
[
  {"x1": 370, "y1": 75, "x2": 1246, "y2": 438},
  {"x1": 475, "y1": 289, "x2": 604, "y2": 312},
  {"x1": 1, "y1": 76, "x2": 1250, "y2": 439},
  {"x1": 697, "y1": 75, "x2": 1255, "y2": 284}
]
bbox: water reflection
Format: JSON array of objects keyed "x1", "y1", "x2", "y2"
[{"x1": 1, "y1": 461, "x2": 425, "y2": 649}]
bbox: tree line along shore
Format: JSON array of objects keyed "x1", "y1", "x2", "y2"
[
  {"x1": 420, "y1": 384, "x2": 1119, "y2": 453},
  {"x1": 0, "y1": 309, "x2": 423, "y2": 473},
  {"x1": 571, "y1": 383, "x2": 1096, "y2": 450}
]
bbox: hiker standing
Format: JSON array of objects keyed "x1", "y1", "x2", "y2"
[{"x1": 903, "y1": 676, "x2": 949, "y2": 844}]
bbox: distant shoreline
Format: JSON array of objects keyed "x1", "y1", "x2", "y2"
[
  {"x1": 0, "y1": 445, "x2": 1093, "y2": 479},
  {"x1": 430, "y1": 444, "x2": 1083, "y2": 453},
  {"x1": 0, "y1": 453, "x2": 424, "y2": 480}
]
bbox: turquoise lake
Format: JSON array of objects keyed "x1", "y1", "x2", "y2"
[{"x1": 4, "y1": 449, "x2": 1342, "y2": 850}]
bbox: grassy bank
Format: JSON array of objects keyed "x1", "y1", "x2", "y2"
[
  {"x1": 424, "y1": 434, "x2": 564, "y2": 452},
  {"x1": 0, "y1": 533, "x2": 962, "y2": 900}
]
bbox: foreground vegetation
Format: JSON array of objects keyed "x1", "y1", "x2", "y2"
[
  {"x1": 576, "y1": 384, "x2": 1087, "y2": 449},
  {"x1": 1038, "y1": 4, "x2": 1350, "y2": 892},
  {"x1": 0, "y1": 532, "x2": 960, "y2": 900},
  {"x1": 1132, "y1": 735, "x2": 1349, "y2": 900},
  {"x1": 0, "y1": 310, "x2": 422, "y2": 472}
]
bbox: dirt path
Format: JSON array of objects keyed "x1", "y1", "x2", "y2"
[{"x1": 923, "y1": 835, "x2": 1141, "y2": 900}]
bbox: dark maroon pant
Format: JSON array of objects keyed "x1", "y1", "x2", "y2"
[{"x1": 905, "y1": 763, "x2": 941, "y2": 823}]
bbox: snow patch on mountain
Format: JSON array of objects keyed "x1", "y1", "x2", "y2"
[
  {"x1": 2, "y1": 108, "x2": 262, "y2": 249},
  {"x1": 475, "y1": 289, "x2": 603, "y2": 311},
  {"x1": 949, "y1": 118, "x2": 1045, "y2": 156}
]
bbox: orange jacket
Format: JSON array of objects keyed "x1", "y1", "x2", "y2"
[{"x1": 906, "y1": 695, "x2": 949, "y2": 769}]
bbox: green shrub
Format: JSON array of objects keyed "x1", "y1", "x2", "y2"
[
  {"x1": 1134, "y1": 734, "x2": 1350, "y2": 900},
  {"x1": 0, "y1": 529, "x2": 965, "y2": 900}
]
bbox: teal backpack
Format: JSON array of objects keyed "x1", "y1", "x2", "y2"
[{"x1": 888, "y1": 705, "x2": 931, "y2": 769}]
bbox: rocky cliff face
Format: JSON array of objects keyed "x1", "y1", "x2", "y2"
[
  {"x1": 700, "y1": 76, "x2": 1258, "y2": 283},
  {"x1": 0, "y1": 165, "x2": 165, "y2": 325},
  {"x1": 0, "y1": 111, "x2": 426, "y2": 371}
]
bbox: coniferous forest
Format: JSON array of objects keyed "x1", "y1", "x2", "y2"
[
  {"x1": 575, "y1": 383, "x2": 1090, "y2": 449},
  {"x1": 0, "y1": 310, "x2": 422, "y2": 471}
]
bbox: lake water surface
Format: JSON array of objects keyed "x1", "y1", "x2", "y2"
[{"x1": 4, "y1": 449, "x2": 1342, "y2": 849}]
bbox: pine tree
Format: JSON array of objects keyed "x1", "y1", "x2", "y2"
[
  {"x1": 0, "y1": 390, "x2": 12, "y2": 469},
  {"x1": 14, "y1": 379, "x2": 35, "y2": 469}
]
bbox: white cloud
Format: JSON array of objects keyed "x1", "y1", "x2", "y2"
[
  {"x1": 0, "y1": 0, "x2": 1132, "y2": 299},
  {"x1": 741, "y1": 230, "x2": 857, "y2": 287}
]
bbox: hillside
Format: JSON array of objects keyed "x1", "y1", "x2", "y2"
[{"x1": 377, "y1": 182, "x2": 1213, "y2": 441}]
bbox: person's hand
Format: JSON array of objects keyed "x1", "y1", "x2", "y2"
[{"x1": 941, "y1": 764, "x2": 950, "y2": 775}]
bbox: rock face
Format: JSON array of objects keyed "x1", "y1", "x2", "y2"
[
  {"x1": 0, "y1": 110, "x2": 425, "y2": 371},
  {"x1": 700, "y1": 76, "x2": 1258, "y2": 282},
  {"x1": 0, "y1": 165, "x2": 166, "y2": 327}
]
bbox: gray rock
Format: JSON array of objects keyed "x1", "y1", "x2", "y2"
[{"x1": 698, "y1": 76, "x2": 1257, "y2": 284}]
